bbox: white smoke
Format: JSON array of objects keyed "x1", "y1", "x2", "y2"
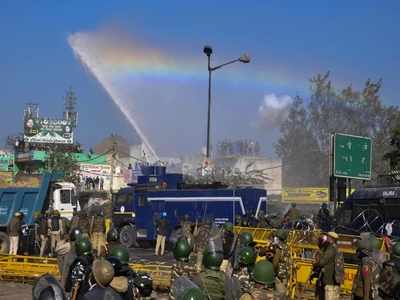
[{"x1": 258, "y1": 93, "x2": 293, "y2": 129}]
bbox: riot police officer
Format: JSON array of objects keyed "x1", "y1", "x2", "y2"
[
  {"x1": 192, "y1": 250, "x2": 226, "y2": 300},
  {"x1": 78, "y1": 210, "x2": 90, "y2": 239},
  {"x1": 108, "y1": 245, "x2": 153, "y2": 299},
  {"x1": 221, "y1": 222, "x2": 236, "y2": 273},
  {"x1": 194, "y1": 219, "x2": 211, "y2": 272},
  {"x1": 234, "y1": 246, "x2": 257, "y2": 294},
  {"x1": 65, "y1": 237, "x2": 94, "y2": 299},
  {"x1": 239, "y1": 259, "x2": 286, "y2": 299},
  {"x1": 272, "y1": 229, "x2": 290, "y2": 287},
  {"x1": 35, "y1": 211, "x2": 49, "y2": 257},
  {"x1": 89, "y1": 207, "x2": 106, "y2": 257},
  {"x1": 82, "y1": 258, "x2": 124, "y2": 300},
  {"x1": 60, "y1": 228, "x2": 82, "y2": 288},
  {"x1": 48, "y1": 210, "x2": 64, "y2": 256},
  {"x1": 379, "y1": 242, "x2": 400, "y2": 299},
  {"x1": 171, "y1": 238, "x2": 193, "y2": 280}
]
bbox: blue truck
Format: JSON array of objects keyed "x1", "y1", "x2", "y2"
[
  {"x1": 112, "y1": 166, "x2": 267, "y2": 247},
  {"x1": 0, "y1": 173, "x2": 79, "y2": 253}
]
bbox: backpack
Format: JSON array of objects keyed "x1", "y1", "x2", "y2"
[{"x1": 334, "y1": 249, "x2": 345, "y2": 285}]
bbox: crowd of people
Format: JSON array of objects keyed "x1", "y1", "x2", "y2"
[
  {"x1": 7, "y1": 205, "x2": 400, "y2": 299},
  {"x1": 80, "y1": 175, "x2": 105, "y2": 191}
]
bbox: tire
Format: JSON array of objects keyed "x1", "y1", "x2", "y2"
[
  {"x1": 0, "y1": 232, "x2": 10, "y2": 254},
  {"x1": 119, "y1": 225, "x2": 138, "y2": 248}
]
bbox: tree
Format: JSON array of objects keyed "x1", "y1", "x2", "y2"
[
  {"x1": 45, "y1": 147, "x2": 80, "y2": 183},
  {"x1": 275, "y1": 97, "x2": 325, "y2": 186},
  {"x1": 276, "y1": 72, "x2": 400, "y2": 186}
]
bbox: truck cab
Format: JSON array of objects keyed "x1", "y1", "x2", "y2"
[{"x1": 52, "y1": 182, "x2": 79, "y2": 219}]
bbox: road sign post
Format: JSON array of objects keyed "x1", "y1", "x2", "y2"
[
  {"x1": 334, "y1": 133, "x2": 372, "y2": 180},
  {"x1": 330, "y1": 133, "x2": 372, "y2": 211}
]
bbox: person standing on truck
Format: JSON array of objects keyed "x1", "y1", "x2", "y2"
[
  {"x1": 90, "y1": 207, "x2": 106, "y2": 256},
  {"x1": 7, "y1": 211, "x2": 23, "y2": 255},
  {"x1": 155, "y1": 215, "x2": 169, "y2": 256},
  {"x1": 48, "y1": 210, "x2": 64, "y2": 256}
]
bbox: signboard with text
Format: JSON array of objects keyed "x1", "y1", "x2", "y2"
[
  {"x1": 333, "y1": 133, "x2": 372, "y2": 180},
  {"x1": 24, "y1": 118, "x2": 74, "y2": 144},
  {"x1": 282, "y1": 187, "x2": 329, "y2": 203}
]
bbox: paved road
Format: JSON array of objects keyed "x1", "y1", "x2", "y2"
[{"x1": 0, "y1": 281, "x2": 32, "y2": 300}]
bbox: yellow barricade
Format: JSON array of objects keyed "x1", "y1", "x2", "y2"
[
  {"x1": 0, "y1": 255, "x2": 59, "y2": 283},
  {"x1": 290, "y1": 258, "x2": 358, "y2": 299},
  {"x1": 0, "y1": 254, "x2": 172, "y2": 288}
]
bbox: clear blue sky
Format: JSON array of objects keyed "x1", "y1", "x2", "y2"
[{"x1": 1, "y1": 1, "x2": 399, "y2": 157}]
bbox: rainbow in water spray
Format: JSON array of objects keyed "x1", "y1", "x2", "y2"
[{"x1": 68, "y1": 28, "x2": 304, "y2": 157}]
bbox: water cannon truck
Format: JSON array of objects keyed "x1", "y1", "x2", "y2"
[{"x1": 112, "y1": 165, "x2": 267, "y2": 247}]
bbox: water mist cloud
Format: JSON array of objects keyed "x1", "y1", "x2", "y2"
[{"x1": 258, "y1": 94, "x2": 293, "y2": 129}]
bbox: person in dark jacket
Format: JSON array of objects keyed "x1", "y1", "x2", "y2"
[
  {"x1": 155, "y1": 216, "x2": 168, "y2": 256},
  {"x1": 7, "y1": 211, "x2": 23, "y2": 255},
  {"x1": 313, "y1": 231, "x2": 340, "y2": 300},
  {"x1": 48, "y1": 210, "x2": 64, "y2": 256},
  {"x1": 317, "y1": 203, "x2": 333, "y2": 232},
  {"x1": 36, "y1": 211, "x2": 49, "y2": 257}
]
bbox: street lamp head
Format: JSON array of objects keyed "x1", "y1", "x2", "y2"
[
  {"x1": 203, "y1": 45, "x2": 213, "y2": 56},
  {"x1": 239, "y1": 53, "x2": 251, "y2": 63}
]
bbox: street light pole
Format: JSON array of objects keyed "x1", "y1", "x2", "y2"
[
  {"x1": 206, "y1": 53, "x2": 212, "y2": 158},
  {"x1": 203, "y1": 46, "x2": 250, "y2": 159}
]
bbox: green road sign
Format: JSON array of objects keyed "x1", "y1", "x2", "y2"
[{"x1": 333, "y1": 133, "x2": 372, "y2": 180}]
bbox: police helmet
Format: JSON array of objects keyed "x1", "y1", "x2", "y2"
[
  {"x1": 92, "y1": 258, "x2": 115, "y2": 288},
  {"x1": 202, "y1": 250, "x2": 223, "y2": 271},
  {"x1": 106, "y1": 256, "x2": 122, "y2": 273},
  {"x1": 252, "y1": 259, "x2": 275, "y2": 286},
  {"x1": 173, "y1": 238, "x2": 192, "y2": 262},
  {"x1": 239, "y1": 232, "x2": 253, "y2": 246},
  {"x1": 75, "y1": 237, "x2": 92, "y2": 256},
  {"x1": 109, "y1": 245, "x2": 130, "y2": 265},
  {"x1": 223, "y1": 222, "x2": 233, "y2": 232},
  {"x1": 239, "y1": 246, "x2": 256, "y2": 266},
  {"x1": 69, "y1": 228, "x2": 82, "y2": 242},
  {"x1": 133, "y1": 272, "x2": 153, "y2": 297},
  {"x1": 107, "y1": 228, "x2": 119, "y2": 243}
]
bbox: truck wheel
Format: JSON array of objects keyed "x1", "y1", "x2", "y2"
[
  {"x1": 119, "y1": 225, "x2": 138, "y2": 248},
  {"x1": 0, "y1": 232, "x2": 10, "y2": 254}
]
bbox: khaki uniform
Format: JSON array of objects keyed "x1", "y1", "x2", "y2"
[
  {"x1": 234, "y1": 267, "x2": 252, "y2": 294},
  {"x1": 379, "y1": 260, "x2": 400, "y2": 299},
  {"x1": 48, "y1": 216, "x2": 63, "y2": 254},
  {"x1": 181, "y1": 220, "x2": 193, "y2": 245},
  {"x1": 90, "y1": 214, "x2": 106, "y2": 256},
  {"x1": 352, "y1": 256, "x2": 380, "y2": 300},
  {"x1": 240, "y1": 287, "x2": 281, "y2": 300},
  {"x1": 194, "y1": 224, "x2": 211, "y2": 272},
  {"x1": 155, "y1": 219, "x2": 168, "y2": 256},
  {"x1": 193, "y1": 269, "x2": 225, "y2": 300},
  {"x1": 78, "y1": 214, "x2": 90, "y2": 238},
  {"x1": 272, "y1": 241, "x2": 290, "y2": 287},
  {"x1": 315, "y1": 243, "x2": 340, "y2": 300},
  {"x1": 37, "y1": 215, "x2": 48, "y2": 256},
  {"x1": 7, "y1": 216, "x2": 21, "y2": 255}
]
